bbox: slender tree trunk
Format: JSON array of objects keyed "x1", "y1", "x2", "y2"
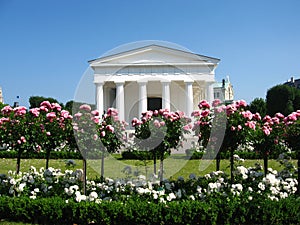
[
  {"x1": 159, "y1": 159, "x2": 164, "y2": 185},
  {"x1": 153, "y1": 150, "x2": 157, "y2": 175},
  {"x1": 45, "y1": 150, "x2": 50, "y2": 169},
  {"x1": 83, "y1": 159, "x2": 87, "y2": 195},
  {"x1": 101, "y1": 151, "x2": 105, "y2": 180},
  {"x1": 16, "y1": 151, "x2": 21, "y2": 174},
  {"x1": 230, "y1": 149, "x2": 234, "y2": 184},
  {"x1": 216, "y1": 153, "x2": 221, "y2": 171},
  {"x1": 263, "y1": 154, "x2": 268, "y2": 176}
]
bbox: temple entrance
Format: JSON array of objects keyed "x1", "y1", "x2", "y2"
[{"x1": 147, "y1": 97, "x2": 162, "y2": 111}]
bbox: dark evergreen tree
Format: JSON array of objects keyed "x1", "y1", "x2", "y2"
[{"x1": 249, "y1": 98, "x2": 267, "y2": 117}]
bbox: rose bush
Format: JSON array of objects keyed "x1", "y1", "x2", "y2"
[{"x1": 132, "y1": 109, "x2": 190, "y2": 182}]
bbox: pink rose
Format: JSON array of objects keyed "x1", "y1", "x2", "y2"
[
  {"x1": 30, "y1": 108, "x2": 40, "y2": 117},
  {"x1": 93, "y1": 134, "x2": 98, "y2": 141},
  {"x1": 61, "y1": 110, "x2": 70, "y2": 119},
  {"x1": 153, "y1": 119, "x2": 161, "y2": 128},
  {"x1": 201, "y1": 109, "x2": 210, "y2": 117},
  {"x1": 20, "y1": 136, "x2": 26, "y2": 143},
  {"x1": 91, "y1": 110, "x2": 99, "y2": 116},
  {"x1": 241, "y1": 110, "x2": 253, "y2": 120},
  {"x1": 51, "y1": 103, "x2": 62, "y2": 111},
  {"x1": 107, "y1": 108, "x2": 118, "y2": 117},
  {"x1": 191, "y1": 110, "x2": 201, "y2": 117},
  {"x1": 212, "y1": 99, "x2": 221, "y2": 107},
  {"x1": 46, "y1": 112, "x2": 56, "y2": 121},
  {"x1": 40, "y1": 101, "x2": 52, "y2": 109},
  {"x1": 106, "y1": 125, "x2": 114, "y2": 133},
  {"x1": 198, "y1": 100, "x2": 210, "y2": 109},
  {"x1": 14, "y1": 106, "x2": 27, "y2": 117},
  {"x1": 79, "y1": 104, "x2": 91, "y2": 112},
  {"x1": 1, "y1": 105, "x2": 13, "y2": 115}
]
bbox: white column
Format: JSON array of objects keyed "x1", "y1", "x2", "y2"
[
  {"x1": 161, "y1": 81, "x2": 171, "y2": 110},
  {"x1": 185, "y1": 81, "x2": 194, "y2": 117},
  {"x1": 95, "y1": 82, "x2": 104, "y2": 115},
  {"x1": 115, "y1": 82, "x2": 125, "y2": 121},
  {"x1": 206, "y1": 82, "x2": 215, "y2": 104},
  {"x1": 138, "y1": 81, "x2": 147, "y2": 116}
]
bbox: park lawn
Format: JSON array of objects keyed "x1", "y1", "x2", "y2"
[{"x1": 0, "y1": 154, "x2": 296, "y2": 180}]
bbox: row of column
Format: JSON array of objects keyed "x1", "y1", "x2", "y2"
[{"x1": 95, "y1": 81, "x2": 215, "y2": 121}]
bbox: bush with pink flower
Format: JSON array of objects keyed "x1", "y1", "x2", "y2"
[{"x1": 132, "y1": 109, "x2": 190, "y2": 182}]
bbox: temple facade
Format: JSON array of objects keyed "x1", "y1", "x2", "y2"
[{"x1": 89, "y1": 44, "x2": 220, "y2": 123}]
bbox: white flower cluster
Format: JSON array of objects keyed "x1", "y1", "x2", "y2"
[{"x1": 0, "y1": 163, "x2": 298, "y2": 204}]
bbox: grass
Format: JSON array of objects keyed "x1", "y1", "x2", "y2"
[{"x1": 0, "y1": 154, "x2": 296, "y2": 180}]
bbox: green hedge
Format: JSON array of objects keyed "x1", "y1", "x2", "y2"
[
  {"x1": 185, "y1": 150, "x2": 297, "y2": 160},
  {"x1": 0, "y1": 150, "x2": 83, "y2": 159},
  {"x1": 0, "y1": 196, "x2": 299, "y2": 225}
]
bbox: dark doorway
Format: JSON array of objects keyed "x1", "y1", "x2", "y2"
[{"x1": 147, "y1": 97, "x2": 162, "y2": 111}]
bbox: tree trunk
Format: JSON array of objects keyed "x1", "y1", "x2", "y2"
[
  {"x1": 45, "y1": 150, "x2": 50, "y2": 169},
  {"x1": 153, "y1": 151, "x2": 157, "y2": 175},
  {"x1": 159, "y1": 159, "x2": 164, "y2": 185},
  {"x1": 16, "y1": 151, "x2": 21, "y2": 174},
  {"x1": 263, "y1": 154, "x2": 268, "y2": 176},
  {"x1": 230, "y1": 149, "x2": 234, "y2": 184},
  {"x1": 101, "y1": 151, "x2": 105, "y2": 180},
  {"x1": 216, "y1": 153, "x2": 221, "y2": 171},
  {"x1": 82, "y1": 159, "x2": 87, "y2": 195}
]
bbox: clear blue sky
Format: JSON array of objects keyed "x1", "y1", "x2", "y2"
[{"x1": 1, "y1": 0, "x2": 300, "y2": 107}]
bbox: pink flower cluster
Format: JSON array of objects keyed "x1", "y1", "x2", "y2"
[{"x1": 132, "y1": 109, "x2": 188, "y2": 128}]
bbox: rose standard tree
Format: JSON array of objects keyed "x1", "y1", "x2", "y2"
[
  {"x1": 283, "y1": 110, "x2": 300, "y2": 195},
  {"x1": 0, "y1": 106, "x2": 37, "y2": 173},
  {"x1": 222, "y1": 100, "x2": 253, "y2": 183},
  {"x1": 95, "y1": 107, "x2": 127, "y2": 179},
  {"x1": 192, "y1": 99, "x2": 227, "y2": 171},
  {"x1": 32, "y1": 101, "x2": 73, "y2": 169},
  {"x1": 248, "y1": 113, "x2": 285, "y2": 176},
  {"x1": 73, "y1": 105, "x2": 126, "y2": 193},
  {"x1": 132, "y1": 109, "x2": 191, "y2": 183}
]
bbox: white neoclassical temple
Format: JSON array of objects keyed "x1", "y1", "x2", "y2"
[{"x1": 89, "y1": 44, "x2": 220, "y2": 123}]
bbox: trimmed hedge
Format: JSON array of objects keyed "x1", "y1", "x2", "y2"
[
  {"x1": 0, "y1": 196, "x2": 299, "y2": 225},
  {"x1": 0, "y1": 150, "x2": 83, "y2": 159},
  {"x1": 185, "y1": 150, "x2": 297, "y2": 160}
]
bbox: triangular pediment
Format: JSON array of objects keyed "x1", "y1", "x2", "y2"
[{"x1": 89, "y1": 45, "x2": 220, "y2": 66}]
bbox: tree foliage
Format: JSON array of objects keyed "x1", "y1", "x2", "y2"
[
  {"x1": 266, "y1": 84, "x2": 300, "y2": 116},
  {"x1": 29, "y1": 96, "x2": 59, "y2": 109},
  {"x1": 249, "y1": 98, "x2": 267, "y2": 118}
]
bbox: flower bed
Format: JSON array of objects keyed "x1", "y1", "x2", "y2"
[{"x1": 0, "y1": 159, "x2": 298, "y2": 224}]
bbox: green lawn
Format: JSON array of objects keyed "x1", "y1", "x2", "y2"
[{"x1": 0, "y1": 154, "x2": 296, "y2": 180}]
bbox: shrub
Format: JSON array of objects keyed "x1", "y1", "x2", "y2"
[{"x1": 0, "y1": 196, "x2": 299, "y2": 225}]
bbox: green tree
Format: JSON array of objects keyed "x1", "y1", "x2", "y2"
[
  {"x1": 293, "y1": 88, "x2": 300, "y2": 110},
  {"x1": 249, "y1": 98, "x2": 267, "y2": 117},
  {"x1": 266, "y1": 84, "x2": 300, "y2": 116},
  {"x1": 29, "y1": 96, "x2": 59, "y2": 109}
]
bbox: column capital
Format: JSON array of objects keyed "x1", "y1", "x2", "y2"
[
  {"x1": 137, "y1": 80, "x2": 148, "y2": 85},
  {"x1": 95, "y1": 81, "x2": 105, "y2": 85},
  {"x1": 184, "y1": 80, "x2": 194, "y2": 84},
  {"x1": 114, "y1": 81, "x2": 125, "y2": 85}
]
